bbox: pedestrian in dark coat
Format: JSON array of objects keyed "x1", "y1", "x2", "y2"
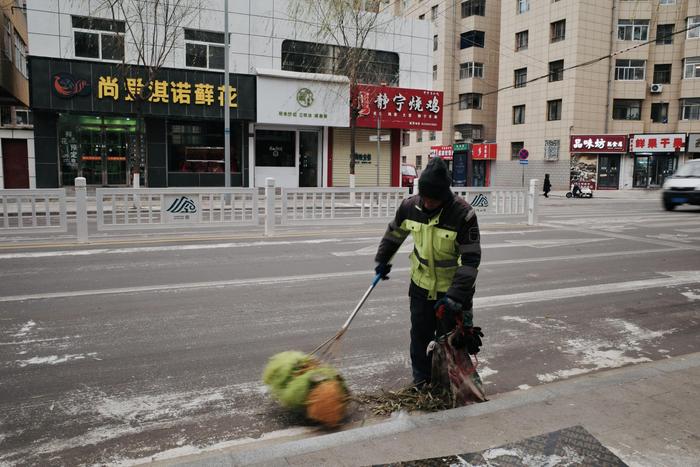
[{"x1": 543, "y1": 174, "x2": 552, "y2": 198}]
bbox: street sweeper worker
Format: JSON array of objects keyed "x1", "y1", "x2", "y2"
[{"x1": 374, "y1": 157, "x2": 483, "y2": 387}]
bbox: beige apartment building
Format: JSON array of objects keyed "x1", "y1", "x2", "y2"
[
  {"x1": 400, "y1": 0, "x2": 700, "y2": 190},
  {"x1": 397, "y1": 0, "x2": 501, "y2": 186}
]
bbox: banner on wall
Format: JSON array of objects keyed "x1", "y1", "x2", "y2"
[{"x1": 570, "y1": 154, "x2": 598, "y2": 190}]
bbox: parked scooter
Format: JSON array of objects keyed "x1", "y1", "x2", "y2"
[{"x1": 565, "y1": 183, "x2": 593, "y2": 198}]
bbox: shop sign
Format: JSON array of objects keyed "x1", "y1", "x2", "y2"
[
  {"x1": 29, "y1": 57, "x2": 256, "y2": 120},
  {"x1": 163, "y1": 195, "x2": 200, "y2": 224},
  {"x1": 430, "y1": 145, "x2": 453, "y2": 160},
  {"x1": 96, "y1": 76, "x2": 238, "y2": 107},
  {"x1": 630, "y1": 133, "x2": 685, "y2": 153},
  {"x1": 688, "y1": 134, "x2": 700, "y2": 152},
  {"x1": 256, "y1": 70, "x2": 350, "y2": 127},
  {"x1": 472, "y1": 143, "x2": 497, "y2": 160},
  {"x1": 355, "y1": 153, "x2": 372, "y2": 164},
  {"x1": 570, "y1": 135, "x2": 627, "y2": 153},
  {"x1": 453, "y1": 142, "x2": 469, "y2": 152},
  {"x1": 354, "y1": 84, "x2": 443, "y2": 130}
]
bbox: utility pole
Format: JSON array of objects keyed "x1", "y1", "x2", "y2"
[{"x1": 224, "y1": 0, "x2": 231, "y2": 187}]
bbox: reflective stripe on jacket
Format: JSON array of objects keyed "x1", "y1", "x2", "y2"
[{"x1": 375, "y1": 194, "x2": 481, "y2": 304}]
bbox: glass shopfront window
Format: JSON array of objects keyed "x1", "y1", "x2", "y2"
[
  {"x1": 255, "y1": 130, "x2": 296, "y2": 167},
  {"x1": 58, "y1": 114, "x2": 136, "y2": 186},
  {"x1": 633, "y1": 154, "x2": 678, "y2": 188},
  {"x1": 168, "y1": 120, "x2": 242, "y2": 174}
]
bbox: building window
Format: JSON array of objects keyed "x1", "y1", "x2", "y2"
[
  {"x1": 461, "y1": 0, "x2": 485, "y2": 18},
  {"x1": 615, "y1": 59, "x2": 646, "y2": 80},
  {"x1": 418, "y1": 14, "x2": 425, "y2": 20},
  {"x1": 660, "y1": 0, "x2": 675, "y2": 4},
  {"x1": 612, "y1": 99, "x2": 642, "y2": 120},
  {"x1": 517, "y1": 0, "x2": 529, "y2": 14},
  {"x1": 170, "y1": 121, "x2": 242, "y2": 174},
  {"x1": 684, "y1": 57, "x2": 700, "y2": 78},
  {"x1": 680, "y1": 98, "x2": 700, "y2": 120},
  {"x1": 617, "y1": 19, "x2": 649, "y2": 41},
  {"x1": 72, "y1": 15, "x2": 125, "y2": 61},
  {"x1": 550, "y1": 19, "x2": 566, "y2": 42},
  {"x1": 281, "y1": 40, "x2": 399, "y2": 86},
  {"x1": 402, "y1": 131, "x2": 410, "y2": 146},
  {"x1": 688, "y1": 16, "x2": 700, "y2": 38},
  {"x1": 416, "y1": 155, "x2": 423, "y2": 170},
  {"x1": 460, "y1": 30, "x2": 485, "y2": 49},
  {"x1": 184, "y1": 29, "x2": 226, "y2": 70},
  {"x1": 433, "y1": 64, "x2": 438, "y2": 80},
  {"x1": 431, "y1": 5, "x2": 438, "y2": 20},
  {"x1": 547, "y1": 99, "x2": 562, "y2": 121},
  {"x1": 515, "y1": 30, "x2": 528, "y2": 51},
  {"x1": 459, "y1": 62, "x2": 484, "y2": 79},
  {"x1": 3, "y1": 15, "x2": 12, "y2": 60},
  {"x1": 513, "y1": 105, "x2": 525, "y2": 124},
  {"x1": 401, "y1": 155, "x2": 407, "y2": 163},
  {"x1": 417, "y1": 130, "x2": 423, "y2": 142},
  {"x1": 511, "y1": 141, "x2": 524, "y2": 160},
  {"x1": 549, "y1": 59, "x2": 564, "y2": 82},
  {"x1": 651, "y1": 103, "x2": 669, "y2": 123},
  {"x1": 433, "y1": 34, "x2": 438, "y2": 51},
  {"x1": 455, "y1": 124, "x2": 483, "y2": 141},
  {"x1": 656, "y1": 24, "x2": 674, "y2": 44},
  {"x1": 429, "y1": 131, "x2": 436, "y2": 141},
  {"x1": 514, "y1": 67, "x2": 527, "y2": 88},
  {"x1": 653, "y1": 64, "x2": 672, "y2": 84},
  {"x1": 459, "y1": 93, "x2": 482, "y2": 110},
  {"x1": 13, "y1": 30, "x2": 27, "y2": 77}
]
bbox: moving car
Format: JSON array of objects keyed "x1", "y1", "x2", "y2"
[
  {"x1": 401, "y1": 163, "x2": 417, "y2": 193},
  {"x1": 662, "y1": 159, "x2": 700, "y2": 211}
]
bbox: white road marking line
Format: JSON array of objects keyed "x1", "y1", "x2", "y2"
[{"x1": 2, "y1": 266, "x2": 698, "y2": 305}]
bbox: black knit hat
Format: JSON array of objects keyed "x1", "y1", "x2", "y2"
[{"x1": 418, "y1": 157, "x2": 453, "y2": 201}]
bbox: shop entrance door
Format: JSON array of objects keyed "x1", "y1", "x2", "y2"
[
  {"x1": 299, "y1": 131, "x2": 319, "y2": 187},
  {"x1": 597, "y1": 155, "x2": 619, "y2": 189},
  {"x1": 472, "y1": 160, "x2": 487, "y2": 187},
  {"x1": 2, "y1": 139, "x2": 29, "y2": 188},
  {"x1": 59, "y1": 115, "x2": 136, "y2": 186},
  {"x1": 633, "y1": 155, "x2": 678, "y2": 188}
]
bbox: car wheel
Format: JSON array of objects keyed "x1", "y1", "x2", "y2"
[
  {"x1": 566, "y1": 192, "x2": 573, "y2": 198},
  {"x1": 663, "y1": 201, "x2": 676, "y2": 211}
]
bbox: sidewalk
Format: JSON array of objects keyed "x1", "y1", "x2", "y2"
[{"x1": 164, "y1": 353, "x2": 700, "y2": 467}]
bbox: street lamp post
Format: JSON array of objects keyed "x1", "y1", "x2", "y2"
[{"x1": 224, "y1": 0, "x2": 231, "y2": 188}]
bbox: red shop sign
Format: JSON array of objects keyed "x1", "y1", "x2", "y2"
[
  {"x1": 630, "y1": 133, "x2": 685, "y2": 153},
  {"x1": 354, "y1": 84, "x2": 443, "y2": 131},
  {"x1": 570, "y1": 135, "x2": 627, "y2": 153},
  {"x1": 472, "y1": 143, "x2": 497, "y2": 160},
  {"x1": 430, "y1": 145, "x2": 453, "y2": 160}
]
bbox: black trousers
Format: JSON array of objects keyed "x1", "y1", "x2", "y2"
[{"x1": 409, "y1": 295, "x2": 438, "y2": 384}]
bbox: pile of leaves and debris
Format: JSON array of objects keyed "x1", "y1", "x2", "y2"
[{"x1": 352, "y1": 385, "x2": 454, "y2": 416}]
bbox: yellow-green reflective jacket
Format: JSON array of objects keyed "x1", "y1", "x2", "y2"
[{"x1": 375, "y1": 194, "x2": 481, "y2": 304}]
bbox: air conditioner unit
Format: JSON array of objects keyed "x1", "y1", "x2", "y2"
[{"x1": 650, "y1": 83, "x2": 663, "y2": 93}]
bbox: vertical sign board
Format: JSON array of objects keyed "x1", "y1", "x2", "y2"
[{"x1": 163, "y1": 194, "x2": 201, "y2": 224}]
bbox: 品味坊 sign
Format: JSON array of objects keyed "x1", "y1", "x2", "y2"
[{"x1": 29, "y1": 57, "x2": 256, "y2": 120}]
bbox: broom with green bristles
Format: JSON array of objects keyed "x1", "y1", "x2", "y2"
[{"x1": 262, "y1": 274, "x2": 382, "y2": 427}]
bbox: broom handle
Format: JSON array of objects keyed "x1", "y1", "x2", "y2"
[
  {"x1": 310, "y1": 274, "x2": 381, "y2": 355},
  {"x1": 339, "y1": 273, "x2": 382, "y2": 332}
]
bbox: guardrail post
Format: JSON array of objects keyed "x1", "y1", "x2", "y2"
[
  {"x1": 265, "y1": 177, "x2": 275, "y2": 236},
  {"x1": 75, "y1": 177, "x2": 88, "y2": 242},
  {"x1": 528, "y1": 178, "x2": 539, "y2": 226}
]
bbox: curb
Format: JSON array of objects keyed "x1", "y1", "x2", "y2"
[{"x1": 165, "y1": 352, "x2": 700, "y2": 466}]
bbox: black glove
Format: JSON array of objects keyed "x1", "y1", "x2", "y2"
[
  {"x1": 375, "y1": 263, "x2": 392, "y2": 280},
  {"x1": 451, "y1": 326, "x2": 484, "y2": 354},
  {"x1": 434, "y1": 296, "x2": 461, "y2": 319}
]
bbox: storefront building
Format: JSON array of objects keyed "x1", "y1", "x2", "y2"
[
  {"x1": 686, "y1": 134, "x2": 700, "y2": 161},
  {"x1": 252, "y1": 69, "x2": 349, "y2": 188},
  {"x1": 330, "y1": 85, "x2": 443, "y2": 187},
  {"x1": 569, "y1": 135, "x2": 627, "y2": 190},
  {"x1": 628, "y1": 134, "x2": 685, "y2": 189},
  {"x1": 470, "y1": 143, "x2": 496, "y2": 187},
  {"x1": 29, "y1": 57, "x2": 255, "y2": 187}
]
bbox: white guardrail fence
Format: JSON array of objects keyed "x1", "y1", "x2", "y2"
[
  {"x1": 0, "y1": 189, "x2": 67, "y2": 233},
  {"x1": 0, "y1": 178, "x2": 538, "y2": 242}
]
